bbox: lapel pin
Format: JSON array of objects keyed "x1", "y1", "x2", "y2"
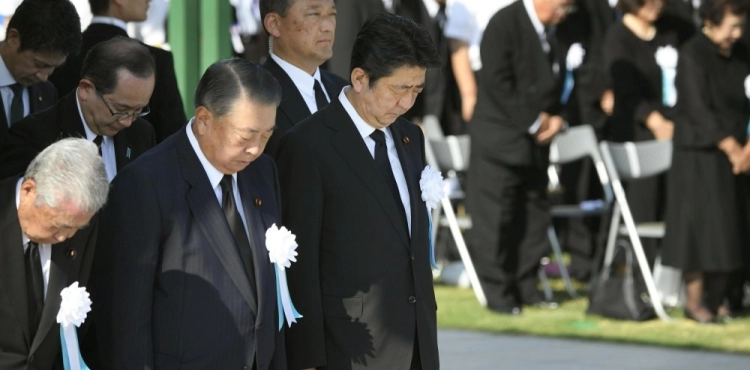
[
  {"x1": 38, "y1": 96, "x2": 42, "y2": 102},
  {"x1": 255, "y1": 198, "x2": 262, "y2": 207},
  {"x1": 126, "y1": 148, "x2": 131, "y2": 159},
  {"x1": 65, "y1": 248, "x2": 77, "y2": 259},
  {"x1": 403, "y1": 136, "x2": 410, "y2": 144}
]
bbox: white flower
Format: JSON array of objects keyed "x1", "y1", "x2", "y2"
[
  {"x1": 56, "y1": 282, "x2": 92, "y2": 328},
  {"x1": 655, "y1": 46, "x2": 678, "y2": 69},
  {"x1": 265, "y1": 224, "x2": 298, "y2": 268},
  {"x1": 566, "y1": 43, "x2": 586, "y2": 71},
  {"x1": 420, "y1": 166, "x2": 445, "y2": 210},
  {"x1": 744, "y1": 75, "x2": 750, "y2": 99}
]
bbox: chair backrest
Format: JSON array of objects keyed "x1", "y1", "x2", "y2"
[
  {"x1": 550, "y1": 125, "x2": 613, "y2": 204},
  {"x1": 599, "y1": 140, "x2": 672, "y2": 181},
  {"x1": 429, "y1": 135, "x2": 471, "y2": 172}
]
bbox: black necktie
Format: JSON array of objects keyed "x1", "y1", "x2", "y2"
[
  {"x1": 9, "y1": 83, "x2": 24, "y2": 125},
  {"x1": 544, "y1": 26, "x2": 559, "y2": 76},
  {"x1": 220, "y1": 175, "x2": 257, "y2": 291},
  {"x1": 93, "y1": 135, "x2": 103, "y2": 156},
  {"x1": 370, "y1": 130, "x2": 408, "y2": 229},
  {"x1": 25, "y1": 241, "x2": 44, "y2": 337},
  {"x1": 313, "y1": 80, "x2": 328, "y2": 111}
]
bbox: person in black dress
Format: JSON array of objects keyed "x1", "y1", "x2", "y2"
[
  {"x1": 603, "y1": 0, "x2": 693, "y2": 259},
  {"x1": 662, "y1": 0, "x2": 750, "y2": 323}
]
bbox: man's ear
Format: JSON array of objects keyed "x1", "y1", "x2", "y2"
[
  {"x1": 350, "y1": 68, "x2": 369, "y2": 93},
  {"x1": 5, "y1": 28, "x2": 21, "y2": 50},
  {"x1": 193, "y1": 106, "x2": 213, "y2": 135},
  {"x1": 264, "y1": 12, "x2": 283, "y2": 38}
]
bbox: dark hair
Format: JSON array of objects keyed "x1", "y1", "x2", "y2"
[
  {"x1": 81, "y1": 37, "x2": 155, "y2": 94},
  {"x1": 699, "y1": 0, "x2": 749, "y2": 25},
  {"x1": 259, "y1": 0, "x2": 293, "y2": 34},
  {"x1": 617, "y1": 0, "x2": 649, "y2": 15},
  {"x1": 194, "y1": 58, "x2": 282, "y2": 117},
  {"x1": 7, "y1": 0, "x2": 81, "y2": 55},
  {"x1": 350, "y1": 13, "x2": 441, "y2": 87},
  {"x1": 88, "y1": 0, "x2": 110, "y2": 16}
]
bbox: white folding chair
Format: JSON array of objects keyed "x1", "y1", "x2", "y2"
[
  {"x1": 541, "y1": 125, "x2": 614, "y2": 300},
  {"x1": 422, "y1": 119, "x2": 487, "y2": 307},
  {"x1": 599, "y1": 140, "x2": 672, "y2": 321}
]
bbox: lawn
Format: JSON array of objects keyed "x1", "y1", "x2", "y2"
[{"x1": 435, "y1": 283, "x2": 750, "y2": 354}]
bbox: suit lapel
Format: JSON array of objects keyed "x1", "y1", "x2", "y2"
[
  {"x1": 59, "y1": 93, "x2": 88, "y2": 138},
  {"x1": 0, "y1": 94, "x2": 7, "y2": 135},
  {"x1": 0, "y1": 180, "x2": 32, "y2": 346},
  {"x1": 112, "y1": 132, "x2": 132, "y2": 172},
  {"x1": 30, "y1": 240, "x2": 75, "y2": 353},
  {"x1": 265, "y1": 58, "x2": 313, "y2": 125},
  {"x1": 327, "y1": 101, "x2": 411, "y2": 250},
  {"x1": 28, "y1": 85, "x2": 46, "y2": 114},
  {"x1": 519, "y1": 4, "x2": 555, "y2": 87},
  {"x1": 177, "y1": 131, "x2": 258, "y2": 314},
  {"x1": 389, "y1": 122, "x2": 423, "y2": 248},
  {"x1": 237, "y1": 169, "x2": 271, "y2": 320}
]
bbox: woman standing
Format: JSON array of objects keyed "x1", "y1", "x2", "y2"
[
  {"x1": 602, "y1": 0, "x2": 694, "y2": 253},
  {"x1": 663, "y1": 0, "x2": 750, "y2": 323}
]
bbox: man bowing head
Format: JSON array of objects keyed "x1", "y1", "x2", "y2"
[
  {"x1": 276, "y1": 13, "x2": 441, "y2": 370},
  {"x1": 93, "y1": 59, "x2": 286, "y2": 369}
]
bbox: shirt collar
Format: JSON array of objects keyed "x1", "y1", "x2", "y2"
[
  {"x1": 185, "y1": 118, "x2": 237, "y2": 190},
  {"x1": 338, "y1": 86, "x2": 393, "y2": 141},
  {"x1": 270, "y1": 52, "x2": 322, "y2": 97},
  {"x1": 0, "y1": 55, "x2": 18, "y2": 88},
  {"x1": 523, "y1": 0, "x2": 546, "y2": 36},
  {"x1": 90, "y1": 16, "x2": 128, "y2": 32},
  {"x1": 15, "y1": 178, "x2": 30, "y2": 246},
  {"x1": 75, "y1": 88, "x2": 99, "y2": 142}
]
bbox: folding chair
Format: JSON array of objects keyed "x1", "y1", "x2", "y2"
[
  {"x1": 541, "y1": 125, "x2": 614, "y2": 301},
  {"x1": 599, "y1": 140, "x2": 672, "y2": 321},
  {"x1": 422, "y1": 119, "x2": 487, "y2": 307}
]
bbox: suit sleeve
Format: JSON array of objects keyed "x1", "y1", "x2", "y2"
[
  {"x1": 275, "y1": 130, "x2": 327, "y2": 369},
  {"x1": 476, "y1": 14, "x2": 544, "y2": 133},
  {"x1": 95, "y1": 167, "x2": 161, "y2": 369},
  {"x1": 269, "y1": 158, "x2": 288, "y2": 370},
  {"x1": 673, "y1": 51, "x2": 730, "y2": 148}
]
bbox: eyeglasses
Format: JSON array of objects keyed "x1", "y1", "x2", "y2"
[{"x1": 95, "y1": 89, "x2": 150, "y2": 121}]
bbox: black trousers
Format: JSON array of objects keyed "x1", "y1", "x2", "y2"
[{"x1": 467, "y1": 154, "x2": 551, "y2": 310}]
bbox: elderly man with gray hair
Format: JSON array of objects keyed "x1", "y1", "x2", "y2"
[{"x1": 0, "y1": 137, "x2": 108, "y2": 370}]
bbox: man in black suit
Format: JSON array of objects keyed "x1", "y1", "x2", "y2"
[
  {"x1": 93, "y1": 59, "x2": 286, "y2": 369},
  {"x1": 0, "y1": 138, "x2": 109, "y2": 370},
  {"x1": 0, "y1": 0, "x2": 81, "y2": 135},
  {"x1": 276, "y1": 13, "x2": 441, "y2": 370},
  {"x1": 466, "y1": 0, "x2": 574, "y2": 314},
  {"x1": 259, "y1": 0, "x2": 347, "y2": 155},
  {"x1": 49, "y1": 0, "x2": 186, "y2": 143},
  {"x1": 0, "y1": 37, "x2": 156, "y2": 182}
]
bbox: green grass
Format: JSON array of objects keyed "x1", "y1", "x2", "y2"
[{"x1": 435, "y1": 283, "x2": 750, "y2": 354}]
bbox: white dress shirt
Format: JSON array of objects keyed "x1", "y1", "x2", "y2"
[
  {"x1": 186, "y1": 118, "x2": 251, "y2": 239},
  {"x1": 16, "y1": 179, "x2": 52, "y2": 301},
  {"x1": 89, "y1": 16, "x2": 128, "y2": 32},
  {"x1": 76, "y1": 89, "x2": 117, "y2": 182},
  {"x1": 0, "y1": 56, "x2": 29, "y2": 126},
  {"x1": 270, "y1": 53, "x2": 330, "y2": 114},
  {"x1": 339, "y1": 87, "x2": 412, "y2": 235},
  {"x1": 444, "y1": 0, "x2": 513, "y2": 71}
]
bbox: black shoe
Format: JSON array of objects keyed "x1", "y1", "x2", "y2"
[{"x1": 684, "y1": 308, "x2": 718, "y2": 324}]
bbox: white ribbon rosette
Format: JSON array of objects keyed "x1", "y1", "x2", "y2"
[
  {"x1": 655, "y1": 46, "x2": 678, "y2": 107},
  {"x1": 561, "y1": 43, "x2": 586, "y2": 104},
  {"x1": 420, "y1": 166, "x2": 445, "y2": 270},
  {"x1": 745, "y1": 75, "x2": 750, "y2": 134},
  {"x1": 265, "y1": 224, "x2": 302, "y2": 330},
  {"x1": 56, "y1": 282, "x2": 91, "y2": 370}
]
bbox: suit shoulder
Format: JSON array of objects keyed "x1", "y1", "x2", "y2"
[{"x1": 321, "y1": 69, "x2": 347, "y2": 88}]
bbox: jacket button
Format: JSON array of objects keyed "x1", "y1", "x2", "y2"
[
  {"x1": 255, "y1": 198, "x2": 262, "y2": 207},
  {"x1": 411, "y1": 254, "x2": 415, "y2": 260},
  {"x1": 403, "y1": 136, "x2": 410, "y2": 144},
  {"x1": 408, "y1": 296, "x2": 417, "y2": 304}
]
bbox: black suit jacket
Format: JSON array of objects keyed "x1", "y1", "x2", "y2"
[
  {"x1": 0, "y1": 177, "x2": 98, "y2": 370},
  {"x1": 262, "y1": 57, "x2": 347, "y2": 156},
  {"x1": 93, "y1": 128, "x2": 285, "y2": 369},
  {"x1": 49, "y1": 23, "x2": 186, "y2": 143},
  {"x1": 0, "y1": 82, "x2": 57, "y2": 136},
  {"x1": 327, "y1": 0, "x2": 386, "y2": 79},
  {"x1": 470, "y1": 1, "x2": 566, "y2": 167},
  {"x1": 276, "y1": 99, "x2": 439, "y2": 370},
  {"x1": 0, "y1": 91, "x2": 155, "y2": 180}
]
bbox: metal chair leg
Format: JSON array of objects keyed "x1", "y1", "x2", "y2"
[{"x1": 547, "y1": 226, "x2": 578, "y2": 298}]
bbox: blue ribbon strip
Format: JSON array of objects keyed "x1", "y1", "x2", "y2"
[
  {"x1": 428, "y1": 210, "x2": 438, "y2": 270},
  {"x1": 560, "y1": 69, "x2": 574, "y2": 104},
  {"x1": 275, "y1": 263, "x2": 302, "y2": 331},
  {"x1": 60, "y1": 326, "x2": 89, "y2": 370}
]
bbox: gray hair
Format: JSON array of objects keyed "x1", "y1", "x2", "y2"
[{"x1": 24, "y1": 138, "x2": 109, "y2": 214}]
